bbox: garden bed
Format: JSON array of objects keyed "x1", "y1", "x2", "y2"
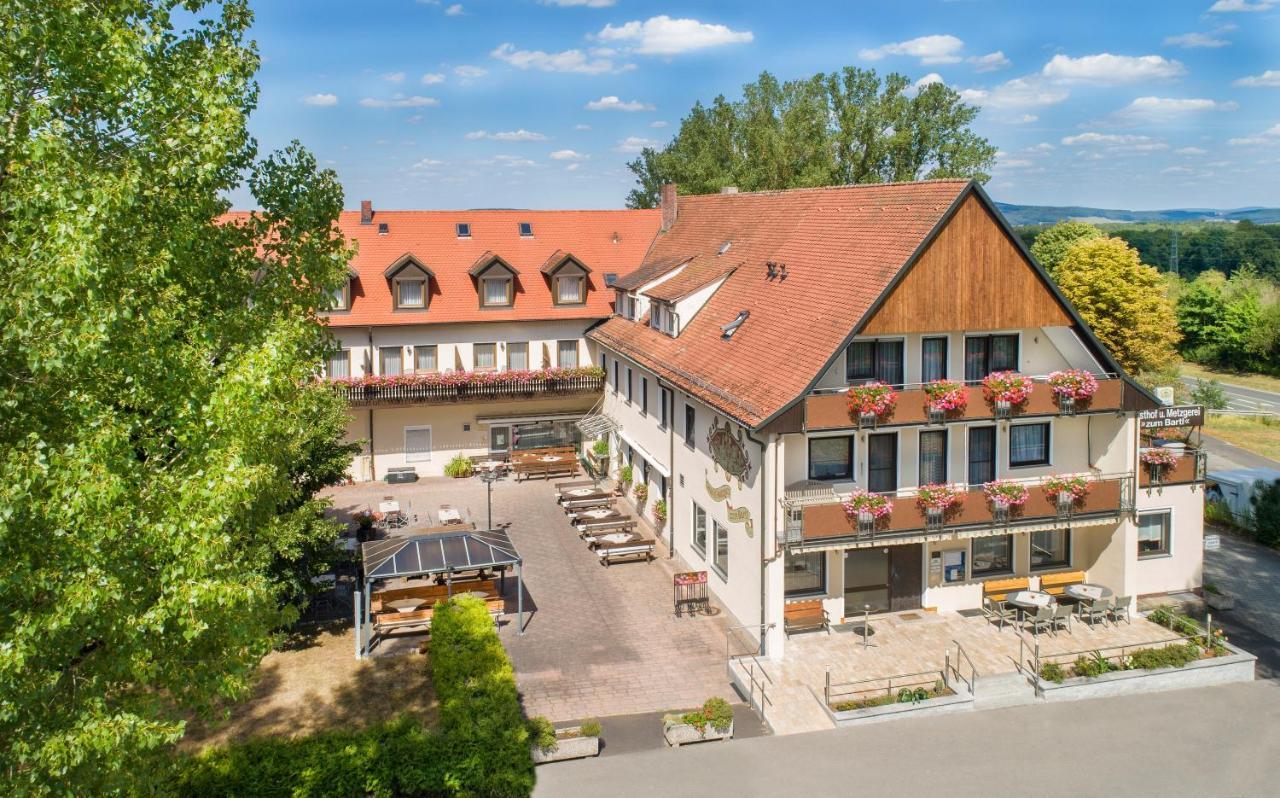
[
  {"x1": 818, "y1": 681, "x2": 973, "y2": 727},
  {"x1": 1033, "y1": 641, "x2": 1255, "y2": 702},
  {"x1": 529, "y1": 720, "x2": 601, "y2": 764}
]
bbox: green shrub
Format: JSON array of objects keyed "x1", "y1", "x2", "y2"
[
  {"x1": 444, "y1": 452, "x2": 474, "y2": 478},
  {"x1": 619, "y1": 464, "x2": 633, "y2": 487},
  {"x1": 1039, "y1": 662, "x2": 1066, "y2": 684},
  {"x1": 579, "y1": 719, "x2": 602, "y2": 738},
  {"x1": 526, "y1": 716, "x2": 556, "y2": 753},
  {"x1": 1205, "y1": 500, "x2": 1237, "y2": 528},
  {"x1": 672, "y1": 697, "x2": 734, "y2": 733},
  {"x1": 591, "y1": 438, "x2": 609, "y2": 457},
  {"x1": 1249, "y1": 478, "x2": 1280, "y2": 547},
  {"x1": 1071, "y1": 650, "x2": 1116, "y2": 679},
  {"x1": 1128, "y1": 643, "x2": 1201, "y2": 671},
  {"x1": 1190, "y1": 379, "x2": 1229, "y2": 410}
]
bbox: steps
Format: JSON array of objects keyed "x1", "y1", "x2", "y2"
[{"x1": 973, "y1": 671, "x2": 1037, "y2": 710}]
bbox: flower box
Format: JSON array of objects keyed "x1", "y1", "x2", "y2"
[
  {"x1": 982, "y1": 371, "x2": 1033, "y2": 417},
  {"x1": 923, "y1": 379, "x2": 967, "y2": 424},
  {"x1": 916, "y1": 484, "x2": 962, "y2": 529},
  {"x1": 1042, "y1": 474, "x2": 1091, "y2": 511},
  {"x1": 662, "y1": 718, "x2": 733, "y2": 747},
  {"x1": 842, "y1": 489, "x2": 892, "y2": 534},
  {"x1": 846, "y1": 382, "x2": 897, "y2": 426},
  {"x1": 1047, "y1": 369, "x2": 1099, "y2": 415},
  {"x1": 531, "y1": 726, "x2": 601, "y2": 764}
]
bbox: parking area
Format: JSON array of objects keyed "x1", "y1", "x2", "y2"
[{"x1": 325, "y1": 475, "x2": 739, "y2": 723}]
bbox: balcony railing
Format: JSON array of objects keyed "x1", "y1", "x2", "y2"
[
  {"x1": 331, "y1": 371, "x2": 604, "y2": 407},
  {"x1": 804, "y1": 374, "x2": 1127, "y2": 431},
  {"x1": 1138, "y1": 448, "x2": 1208, "y2": 490},
  {"x1": 785, "y1": 473, "x2": 1132, "y2": 547}
]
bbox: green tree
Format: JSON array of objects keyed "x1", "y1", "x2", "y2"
[
  {"x1": 1175, "y1": 270, "x2": 1228, "y2": 359},
  {"x1": 1250, "y1": 479, "x2": 1280, "y2": 547},
  {"x1": 1055, "y1": 237, "x2": 1181, "y2": 373},
  {"x1": 625, "y1": 67, "x2": 996, "y2": 208},
  {"x1": 0, "y1": 3, "x2": 354, "y2": 794},
  {"x1": 1030, "y1": 221, "x2": 1104, "y2": 277}
]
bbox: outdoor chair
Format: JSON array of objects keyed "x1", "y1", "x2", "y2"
[
  {"x1": 1026, "y1": 605, "x2": 1057, "y2": 637},
  {"x1": 984, "y1": 596, "x2": 1018, "y2": 630},
  {"x1": 1079, "y1": 598, "x2": 1111, "y2": 629},
  {"x1": 1108, "y1": 596, "x2": 1132, "y2": 625},
  {"x1": 1051, "y1": 604, "x2": 1074, "y2": 635}
]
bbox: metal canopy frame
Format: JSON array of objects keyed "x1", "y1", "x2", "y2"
[{"x1": 355, "y1": 528, "x2": 524, "y2": 658}]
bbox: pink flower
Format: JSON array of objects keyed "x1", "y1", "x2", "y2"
[
  {"x1": 1048, "y1": 369, "x2": 1099, "y2": 402},
  {"x1": 981, "y1": 371, "x2": 1034, "y2": 406}
]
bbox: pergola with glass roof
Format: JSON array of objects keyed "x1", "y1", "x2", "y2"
[{"x1": 355, "y1": 527, "x2": 524, "y2": 658}]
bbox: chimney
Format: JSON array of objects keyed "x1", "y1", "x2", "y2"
[
  {"x1": 660, "y1": 183, "x2": 678, "y2": 232},
  {"x1": 720, "y1": 186, "x2": 739, "y2": 194},
  {"x1": 360, "y1": 200, "x2": 373, "y2": 225}
]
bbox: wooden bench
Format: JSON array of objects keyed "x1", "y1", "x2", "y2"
[
  {"x1": 1038, "y1": 570, "x2": 1086, "y2": 596},
  {"x1": 372, "y1": 595, "x2": 505, "y2": 632},
  {"x1": 783, "y1": 599, "x2": 830, "y2": 637},
  {"x1": 514, "y1": 459, "x2": 581, "y2": 481},
  {"x1": 981, "y1": 577, "x2": 1030, "y2": 603},
  {"x1": 578, "y1": 518, "x2": 636, "y2": 537},
  {"x1": 597, "y1": 539, "x2": 655, "y2": 566},
  {"x1": 371, "y1": 579, "x2": 498, "y2": 613}
]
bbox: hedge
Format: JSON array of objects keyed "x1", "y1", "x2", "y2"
[{"x1": 174, "y1": 596, "x2": 533, "y2": 797}]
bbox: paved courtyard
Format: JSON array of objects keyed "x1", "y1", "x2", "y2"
[
  {"x1": 325, "y1": 475, "x2": 738, "y2": 723},
  {"x1": 756, "y1": 608, "x2": 1186, "y2": 734}
]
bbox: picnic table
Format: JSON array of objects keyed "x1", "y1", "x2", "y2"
[
  {"x1": 438, "y1": 507, "x2": 463, "y2": 525},
  {"x1": 1063, "y1": 583, "x2": 1112, "y2": 602},
  {"x1": 1005, "y1": 590, "x2": 1054, "y2": 611}
]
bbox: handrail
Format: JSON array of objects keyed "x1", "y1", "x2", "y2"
[
  {"x1": 808, "y1": 371, "x2": 1122, "y2": 396},
  {"x1": 724, "y1": 623, "x2": 774, "y2": 724},
  {"x1": 824, "y1": 668, "x2": 943, "y2": 706},
  {"x1": 946, "y1": 640, "x2": 979, "y2": 696}
]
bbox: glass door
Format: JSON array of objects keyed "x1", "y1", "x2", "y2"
[
  {"x1": 844, "y1": 548, "x2": 890, "y2": 615},
  {"x1": 867, "y1": 433, "x2": 898, "y2": 493},
  {"x1": 489, "y1": 425, "x2": 510, "y2": 454},
  {"x1": 968, "y1": 426, "x2": 996, "y2": 486}
]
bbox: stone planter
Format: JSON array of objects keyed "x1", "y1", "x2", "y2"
[
  {"x1": 1034, "y1": 642, "x2": 1256, "y2": 702},
  {"x1": 816, "y1": 683, "x2": 973, "y2": 727},
  {"x1": 530, "y1": 727, "x2": 601, "y2": 764},
  {"x1": 662, "y1": 719, "x2": 733, "y2": 747},
  {"x1": 1204, "y1": 592, "x2": 1236, "y2": 611}
]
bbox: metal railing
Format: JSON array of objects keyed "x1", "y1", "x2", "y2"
[
  {"x1": 332, "y1": 373, "x2": 604, "y2": 405},
  {"x1": 945, "y1": 640, "x2": 979, "y2": 696},
  {"x1": 725, "y1": 624, "x2": 774, "y2": 725},
  {"x1": 1018, "y1": 610, "x2": 1219, "y2": 682},
  {"x1": 808, "y1": 371, "x2": 1122, "y2": 396},
  {"x1": 824, "y1": 668, "x2": 946, "y2": 708}
]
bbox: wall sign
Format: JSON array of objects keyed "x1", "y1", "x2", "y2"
[
  {"x1": 1139, "y1": 404, "x2": 1204, "y2": 429},
  {"x1": 706, "y1": 416, "x2": 751, "y2": 488}
]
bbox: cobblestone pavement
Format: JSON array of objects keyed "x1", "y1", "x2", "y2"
[
  {"x1": 325, "y1": 476, "x2": 739, "y2": 723},
  {"x1": 1204, "y1": 530, "x2": 1280, "y2": 643}
]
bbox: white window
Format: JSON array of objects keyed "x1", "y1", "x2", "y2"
[
  {"x1": 556, "y1": 274, "x2": 584, "y2": 304},
  {"x1": 474, "y1": 343, "x2": 497, "y2": 370},
  {"x1": 508, "y1": 342, "x2": 528, "y2": 371},
  {"x1": 692, "y1": 502, "x2": 707, "y2": 555},
  {"x1": 327, "y1": 349, "x2": 350, "y2": 379},
  {"x1": 405, "y1": 426, "x2": 432, "y2": 463},
  {"x1": 414, "y1": 345, "x2": 437, "y2": 373},
  {"x1": 712, "y1": 521, "x2": 729, "y2": 577},
  {"x1": 1138, "y1": 510, "x2": 1172, "y2": 558},
  {"x1": 482, "y1": 277, "x2": 511, "y2": 307},
  {"x1": 397, "y1": 279, "x2": 425, "y2": 308},
  {"x1": 328, "y1": 280, "x2": 349, "y2": 311},
  {"x1": 379, "y1": 346, "x2": 402, "y2": 376},
  {"x1": 651, "y1": 302, "x2": 676, "y2": 336},
  {"x1": 557, "y1": 340, "x2": 579, "y2": 368}
]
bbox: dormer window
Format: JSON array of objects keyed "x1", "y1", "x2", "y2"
[
  {"x1": 617, "y1": 290, "x2": 636, "y2": 320},
  {"x1": 382, "y1": 254, "x2": 434, "y2": 312},
  {"x1": 651, "y1": 301, "x2": 677, "y2": 336},
  {"x1": 555, "y1": 273, "x2": 584, "y2": 304},
  {"x1": 456, "y1": 222, "x2": 471, "y2": 238},
  {"x1": 468, "y1": 252, "x2": 519, "y2": 308},
  {"x1": 328, "y1": 278, "x2": 350, "y2": 311},
  {"x1": 541, "y1": 252, "x2": 590, "y2": 307},
  {"x1": 396, "y1": 278, "x2": 425, "y2": 308},
  {"x1": 482, "y1": 276, "x2": 513, "y2": 307},
  {"x1": 518, "y1": 222, "x2": 533, "y2": 237}
]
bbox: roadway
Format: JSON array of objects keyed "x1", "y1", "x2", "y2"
[{"x1": 1180, "y1": 376, "x2": 1280, "y2": 414}]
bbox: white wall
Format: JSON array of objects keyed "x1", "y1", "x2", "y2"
[
  {"x1": 1132, "y1": 483, "x2": 1205, "y2": 596},
  {"x1": 673, "y1": 274, "x2": 730, "y2": 332}
]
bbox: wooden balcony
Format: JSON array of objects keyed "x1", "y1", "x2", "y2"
[
  {"x1": 805, "y1": 376, "x2": 1127, "y2": 431},
  {"x1": 1138, "y1": 449, "x2": 1207, "y2": 489},
  {"x1": 792, "y1": 476, "x2": 1130, "y2": 547},
  {"x1": 332, "y1": 372, "x2": 603, "y2": 407}
]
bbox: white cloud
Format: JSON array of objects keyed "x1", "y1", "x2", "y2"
[
  {"x1": 598, "y1": 16, "x2": 754, "y2": 56},
  {"x1": 550, "y1": 149, "x2": 586, "y2": 160},
  {"x1": 1161, "y1": 166, "x2": 1195, "y2": 175},
  {"x1": 996, "y1": 156, "x2": 1034, "y2": 168},
  {"x1": 543, "y1": 0, "x2": 615, "y2": 6},
  {"x1": 454, "y1": 64, "x2": 487, "y2": 79},
  {"x1": 490, "y1": 42, "x2": 621, "y2": 74},
  {"x1": 914, "y1": 73, "x2": 945, "y2": 90},
  {"x1": 969, "y1": 51, "x2": 1010, "y2": 72},
  {"x1": 465, "y1": 129, "x2": 548, "y2": 142},
  {"x1": 574, "y1": 123, "x2": 592, "y2": 130},
  {"x1": 615, "y1": 136, "x2": 659, "y2": 153},
  {"x1": 1176, "y1": 146, "x2": 1208, "y2": 155},
  {"x1": 359, "y1": 95, "x2": 440, "y2": 108},
  {"x1": 1061, "y1": 132, "x2": 1168, "y2": 151},
  {"x1": 650, "y1": 120, "x2": 668, "y2": 128},
  {"x1": 1104, "y1": 96, "x2": 1237, "y2": 125},
  {"x1": 1006, "y1": 114, "x2": 1039, "y2": 124},
  {"x1": 411, "y1": 157, "x2": 445, "y2": 169},
  {"x1": 381, "y1": 71, "x2": 406, "y2": 84},
  {"x1": 485, "y1": 154, "x2": 537, "y2": 168},
  {"x1": 1228, "y1": 123, "x2": 1280, "y2": 146},
  {"x1": 959, "y1": 76, "x2": 1068, "y2": 109},
  {"x1": 302, "y1": 93, "x2": 339, "y2": 106},
  {"x1": 565, "y1": 162, "x2": 582, "y2": 171},
  {"x1": 1209, "y1": 0, "x2": 1275, "y2": 11},
  {"x1": 1027, "y1": 142, "x2": 1055, "y2": 152},
  {"x1": 859, "y1": 34, "x2": 964, "y2": 64},
  {"x1": 1041, "y1": 53, "x2": 1185, "y2": 84},
  {"x1": 1163, "y1": 32, "x2": 1230, "y2": 48},
  {"x1": 420, "y1": 72, "x2": 446, "y2": 84},
  {"x1": 585, "y1": 95, "x2": 655, "y2": 112},
  {"x1": 1235, "y1": 70, "x2": 1280, "y2": 87},
  {"x1": 445, "y1": 3, "x2": 463, "y2": 15}
]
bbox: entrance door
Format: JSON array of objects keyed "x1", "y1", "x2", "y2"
[
  {"x1": 489, "y1": 425, "x2": 510, "y2": 454},
  {"x1": 844, "y1": 548, "x2": 890, "y2": 616},
  {"x1": 888, "y1": 544, "x2": 924, "y2": 611}
]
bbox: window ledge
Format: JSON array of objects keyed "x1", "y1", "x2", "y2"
[{"x1": 1137, "y1": 552, "x2": 1172, "y2": 561}]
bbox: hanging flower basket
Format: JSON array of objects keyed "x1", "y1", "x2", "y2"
[
  {"x1": 1047, "y1": 369, "x2": 1098, "y2": 414},
  {"x1": 981, "y1": 371, "x2": 1034, "y2": 418},
  {"x1": 916, "y1": 484, "x2": 963, "y2": 527},
  {"x1": 1141, "y1": 447, "x2": 1178, "y2": 483},
  {"x1": 923, "y1": 379, "x2": 967, "y2": 424},
  {"x1": 983, "y1": 480, "x2": 1029, "y2": 522},
  {"x1": 1042, "y1": 474, "x2": 1091, "y2": 513},
  {"x1": 846, "y1": 382, "x2": 897, "y2": 427},
  {"x1": 843, "y1": 489, "x2": 892, "y2": 533}
]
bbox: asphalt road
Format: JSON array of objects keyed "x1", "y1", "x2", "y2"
[
  {"x1": 535, "y1": 682, "x2": 1280, "y2": 798},
  {"x1": 1180, "y1": 376, "x2": 1280, "y2": 414}
]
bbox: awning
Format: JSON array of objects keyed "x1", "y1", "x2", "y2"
[
  {"x1": 791, "y1": 513, "x2": 1122, "y2": 554},
  {"x1": 475, "y1": 411, "x2": 585, "y2": 426},
  {"x1": 362, "y1": 527, "x2": 520, "y2": 580},
  {"x1": 615, "y1": 427, "x2": 671, "y2": 478}
]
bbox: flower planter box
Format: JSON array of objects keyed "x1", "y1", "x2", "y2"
[
  {"x1": 816, "y1": 684, "x2": 973, "y2": 727},
  {"x1": 662, "y1": 719, "x2": 733, "y2": 747},
  {"x1": 530, "y1": 727, "x2": 601, "y2": 764},
  {"x1": 1034, "y1": 642, "x2": 1255, "y2": 703},
  {"x1": 1204, "y1": 592, "x2": 1236, "y2": 611}
]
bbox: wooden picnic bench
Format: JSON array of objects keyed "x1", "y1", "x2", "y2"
[
  {"x1": 783, "y1": 599, "x2": 830, "y2": 637},
  {"x1": 1038, "y1": 570, "x2": 1086, "y2": 596},
  {"x1": 596, "y1": 538, "x2": 655, "y2": 566},
  {"x1": 560, "y1": 494, "x2": 614, "y2": 512},
  {"x1": 577, "y1": 517, "x2": 636, "y2": 537},
  {"x1": 372, "y1": 594, "x2": 506, "y2": 632},
  {"x1": 514, "y1": 459, "x2": 580, "y2": 481},
  {"x1": 370, "y1": 579, "x2": 499, "y2": 612}
]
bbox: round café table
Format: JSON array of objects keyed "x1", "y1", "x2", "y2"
[
  {"x1": 1004, "y1": 590, "x2": 1055, "y2": 614},
  {"x1": 1063, "y1": 583, "x2": 1112, "y2": 602}
]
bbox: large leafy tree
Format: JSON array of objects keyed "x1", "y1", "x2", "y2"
[
  {"x1": 1030, "y1": 221, "x2": 1104, "y2": 278},
  {"x1": 0, "y1": 2, "x2": 355, "y2": 794},
  {"x1": 624, "y1": 68, "x2": 997, "y2": 208},
  {"x1": 1055, "y1": 237, "x2": 1181, "y2": 374}
]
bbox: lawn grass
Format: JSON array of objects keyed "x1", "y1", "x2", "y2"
[
  {"x1": 180, "y1": 623, "x2": 437, "y2": 751},
  {"x1": 1203, "y1": 414, "x2": 1280, "y2": 462},
  {"x1": 1182, "y1": 362, "x2": 1280, "y2": 395}
]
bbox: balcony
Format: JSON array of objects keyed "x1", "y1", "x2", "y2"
[
  {"x1": 1138, "y1": 448, "x2": 1207, "y2": 490},
  {"x1": 804, "y1": 374, "x2": 1128, "y2": 431},
  {"x1": 330, "y1": 367, "x2": 604, "y2": 407},
  {"x1": 785, "y1": 474, "x2": 1131, "y2": 547}
]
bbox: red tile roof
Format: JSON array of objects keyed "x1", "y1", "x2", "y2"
[
  {"x1": 297, "y1": 209, "x2": 659, "y2": 327},
  {"x1": 642, "y1": 254, "x2": 739, "y2": 303},
  {"x1": 589, "y1": 180, "x2": 972, "y2": 428}
]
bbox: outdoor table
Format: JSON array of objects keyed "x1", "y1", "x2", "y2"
[
  {"x1": 477, "y1": 460, "x2": 506, "y2": 472},
  {"x1": 1005, "y1": 590, "x2": 1055, "y2": 612},
  {"x1": 539, "y1": 455, "x2": 563, "y2": 462},
  {"x1": 595, "y1": 532, "x2": 637, "y2": 546},
  {"x1": 1063, "y1": 583, "x2": 1112, "y2": 602},
  {"x1": 378, "y1": 500, "x2": 400, "y2": 514},
  {"x1": 385, "y1": 598, "x2": 426, "y2": 614},
  {"x1": 564, "y1": 487, "x2": 597, "y2": 497},
  {"x1": 581, "y1": 508, "x2": 618, "y2": 520},
  {"x1": 438, "y1": 508, "x2": 463, "y2": 524}
]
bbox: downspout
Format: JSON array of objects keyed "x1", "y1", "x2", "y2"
[
  {"x1": 367, "y1": 326, "x2": 376, "y2": 481},
  {"x1": 745, "y1": 427, "x2": 771, "y2": 657}
]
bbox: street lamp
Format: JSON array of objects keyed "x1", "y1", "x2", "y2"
[{"x1": 478, "y1": 469, "x2": 500, "y2": 529}]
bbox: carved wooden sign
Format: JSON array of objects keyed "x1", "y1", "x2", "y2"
[{"x1": 706, "y1": 416, "x2": 750, "y2": 487}]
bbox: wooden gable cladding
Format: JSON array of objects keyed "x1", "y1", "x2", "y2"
[{"x1": 861, "y1": 194, "x2": 1072, "y2": 335}]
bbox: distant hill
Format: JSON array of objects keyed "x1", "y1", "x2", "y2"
[{"x1": 996, "y1": 202, "x2": 1280, "y2": 227}]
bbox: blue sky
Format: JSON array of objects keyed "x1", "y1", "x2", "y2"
[{"x1": 232, "y1": 0, "x2": 1280, "y2": 211}]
